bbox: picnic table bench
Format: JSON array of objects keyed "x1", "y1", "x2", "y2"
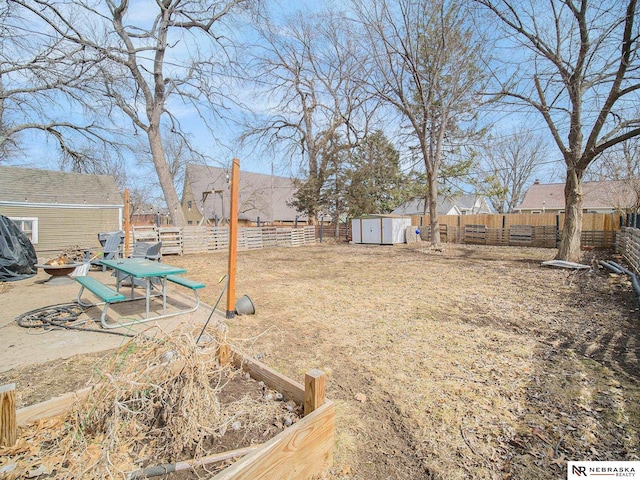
[
  {"x1": 76, "y1": 276, "x2": 126, "y2": 325},
  {"x1": 166, "y1": 275, "x2": 205, "y2": 290}
]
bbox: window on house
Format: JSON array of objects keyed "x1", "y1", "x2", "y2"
[
  {"x1": 188, "y1": 220, "x2": 193, "y2": 225},
  {"x1": 187, "y1": 200, "x2": 192, "y2": 210},
  {"x1": 10, "y1": 217, "x2": 39, "y2": 244}
]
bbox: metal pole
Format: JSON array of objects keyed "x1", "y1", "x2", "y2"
[{"x1": 226, "y1": 158, "x2": 240, "y2": 319}]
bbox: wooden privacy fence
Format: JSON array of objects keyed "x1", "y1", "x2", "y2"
[
  {"x1": 411, "y1": 212, "x2": 623, "y2": 231},
  {"x1": 418, "y1": 224, "x2": 558, "y2": 247},
  {"x1": 130, "y1": 225, "x2": 316, "y2": 255},
  {"x1": 413, "y1": 213, "x2": 621, "y2": 249}
]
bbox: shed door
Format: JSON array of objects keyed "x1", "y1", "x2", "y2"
[
  {"x1": 381, "y1": 218, "x2": 393, "y2": 244},
  {"x1": 351, "y1": 219, "x2": 362, "y2": 243},
  {"x1": 361, "y1": 219, "x2": 382, "y2": 244}
]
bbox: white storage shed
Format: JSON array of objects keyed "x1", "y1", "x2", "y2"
[{"x1": 351, "y1": 215, "x2": 412, "y2": 245}]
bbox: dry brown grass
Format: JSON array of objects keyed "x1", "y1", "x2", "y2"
[
  {"x1": 172, "y1": 242, "x2": 640, "y2": 479},
  {"x1": 2, "y1": 242, "x2": 639, "y2": 479}
]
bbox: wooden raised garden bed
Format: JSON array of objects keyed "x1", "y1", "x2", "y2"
[{"x1": 1, "y1": 345, "x2": 335, "y2": 479}]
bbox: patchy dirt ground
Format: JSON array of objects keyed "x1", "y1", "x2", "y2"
[{"x1": 2, "y1": 242, "x2": 640, "y2": 479}]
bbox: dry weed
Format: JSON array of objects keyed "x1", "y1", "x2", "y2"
[{"x1": 0, "y1": 324, "x2": 299, "y2": 479}]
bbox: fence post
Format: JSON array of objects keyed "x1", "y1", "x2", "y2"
[{"x1": 0, "y1": 383, "x2": 16, "y2": 447}]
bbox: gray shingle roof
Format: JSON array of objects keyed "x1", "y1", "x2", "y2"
[
  {"x1": 184, "y1": 164, "x2": 305, "y2": 222},
  {"x1": 0, "y1": 166, "x2": 123, "y2": 206},
  {"x1": 517, "y1": 180, "x2": 638, "y2": 211}
]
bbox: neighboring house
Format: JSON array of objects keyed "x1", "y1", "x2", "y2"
[
  {"x1": 130, "y1": 208, "x2": 172, "y2": 227},
  {"x1": 181, "y1": 164, "x2": 307, "y2": 226},
  {"x1": 392, "y1": 194, "x2": 493, "y2": 216},
  {"x1": 517, "y1": 180, "x2": 640, "y2": 214},
  {"x1": 0, "y1": 166, "x2": 123, "y2": 257}
]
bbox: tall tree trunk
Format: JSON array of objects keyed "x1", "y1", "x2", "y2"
[
  {"x1": 148, "y1": 126, "x2": 187, "y2": 227},
  {"x1": 556, "y1": 168, "x2": 583, "y2": 262},
  {"x1": 428, "y1": 173, "x2": 440, "y2": 244}
]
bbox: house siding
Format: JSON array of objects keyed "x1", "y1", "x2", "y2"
[
  {"x1": 1, "y1": 205, "x2": 121, "y2": 258},
  {"x1": 181, "y1": 180, "x2": 204, "y2": 225}
]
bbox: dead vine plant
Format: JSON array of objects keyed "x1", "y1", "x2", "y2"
[{"x1": 1, "y1": 324, "x2": 294, "y2": 479}]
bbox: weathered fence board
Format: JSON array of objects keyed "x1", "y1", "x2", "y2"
[
  {"x1": 132, "y1": 226, "x2": 316, "y2": 255},
  {"x1": 533, "y1": 226, "x2": 558, "y2": 248},
  {"x1": 509, "y1": 225, "x2": 534, "y2": 245},
  {"x1": 159, "y1": 227, "x2": 182, "y2": 255},
  {"x1": 409, "y1": 218, "x2": 609, "y2": 249},
  {"x1": 581, "y1": 230, "x2": 616, "y2": 249},
  {"x1": 464, "y1": 225, "x2": 487, "y2": 244},
  {"x1": 486, "y1": 228, "x2": 509, "y2": 246},
  {"x1": 239, "y1": 228, "x2": 264, "y2": 251},
  {"x1": 411, "y1": 212, "x2": 622, "y2": 231},
  {"x1": 617, "y1": 228, "x2": 640, "y2": 273},
  {"x1": 132, "y1": 226, "x2": 159, "y2": 242}
]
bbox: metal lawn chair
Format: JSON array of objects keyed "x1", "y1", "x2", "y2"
[
  {"x1": 132, "y1": 241, "x2": 162, "y2": 261},
  {"x1": 97, "y1": 233, "x2": 123, "y2": 271}
]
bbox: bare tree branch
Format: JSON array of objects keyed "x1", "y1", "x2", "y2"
[{"x1": 474, "y1": 0, "x2": 640, "y2": 261}]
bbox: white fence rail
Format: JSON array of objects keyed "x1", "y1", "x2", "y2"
[{"x1": 130, "y1": 225, "x2": 316, "y2": 256}]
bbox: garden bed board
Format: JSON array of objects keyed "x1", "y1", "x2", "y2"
[{"x1": 7, "y1": 346, "x2": 335, "y2": 479}]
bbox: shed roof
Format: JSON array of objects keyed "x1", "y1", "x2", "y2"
[
  {"x1": 517, "y1": 180, "x2": 638, "y2": 211},
  {"x1": 183, "y1": 164, "x2": 305, "y2": 222},
  {"x1": 0, "y1": 166, "x2": 123, "y2": 206},
  {"x1": 355, "y1": 214, "x2": 411, "y2": 219}
]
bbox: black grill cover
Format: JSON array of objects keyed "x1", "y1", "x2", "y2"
[{"x1": 0, "y1": 215, "x2": 37, "y2": 281}]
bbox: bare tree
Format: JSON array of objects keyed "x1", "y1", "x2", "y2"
[
  {"x1": 10, "y1": 0, "x2": 252, "y2": 227},
  {"x1": 482, "y1": 129, "x2": 547, "y2": 213},
  {"x1": 352, "y1": 0, "x2": 488, "y2": 244},
  {"x1": 474, "y1": 0, "x2": 640, "y2": 261},
  {"x1": 0, "y1": 2, "x2": 120, "y2": 163},
  {"x1": 133, "y1": 128, "x2": 209, "y2": 205},
  {"x1": 242, "y1": 10, "x2": 375, "y2": 222}
]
